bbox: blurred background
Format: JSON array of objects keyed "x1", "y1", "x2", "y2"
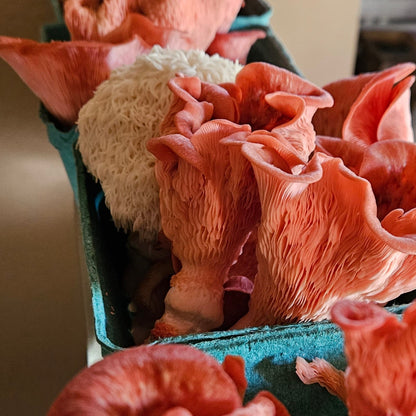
[{"x1": 0, "y1": 1, "x2": 414, "y2": 414}]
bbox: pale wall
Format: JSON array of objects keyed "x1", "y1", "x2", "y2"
[{"x1": 268, "y1": 0, "x2": 362, "y2": 86}]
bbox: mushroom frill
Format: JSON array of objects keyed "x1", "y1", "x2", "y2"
[{"x1": 296, "y1": 300, "x2": 416, "y2": 416}]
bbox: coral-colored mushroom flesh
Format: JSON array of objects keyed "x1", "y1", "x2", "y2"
[{"x1": 297, "y1": 300, "x2": 416, "y2": 416}]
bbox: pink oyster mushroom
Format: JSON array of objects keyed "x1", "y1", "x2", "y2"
[
  {"x1": 0, "y1": 36, "x2": 147, "y2": 126},
  {"x1": 313, "y1": 62, "x2": 415, "y2": 161},
  {"x1": 146, "y1": 119, "x2": 261, "y2": 338},
  {"x1": 296, "y1": 299, "x2": 416, "y2": 416},
  {"x1": 64, "y1": 0, "x2": 264, "y2": 62},
  {"x1": 48, "y1": 343, "x2": 290, "y2": 415},
  {"x1": 146, "y1": 65, "x2": 332, "y2": 337},
  {"x1": 230, "y1": 129, "x2": 416, "y2": 328}
]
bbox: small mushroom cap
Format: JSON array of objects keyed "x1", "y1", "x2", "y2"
[
  {"x1": 64, "y1": 0, "x2": 132, "y2": 40},
  {"x1": 313, "y1": 62, "x2": 416, "y2": 145},
  {"x1": 330, "y1": 300, "x2": 416, "y2": 416},
  {"x1": 48, "y1": 344, "x2": 245, "y2": 416},
  {"x1": 206, "y1": 29, "x2": 266, "y2": 64}
]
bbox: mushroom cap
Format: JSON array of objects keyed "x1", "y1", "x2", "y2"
[
  {"x1": 313, "y1": 62, "x2": 416, "y2": 145},
  {"x1": 0, "y1": 35, "x2": 148, "y2": 126},
  {"x1": 296, "y1": 300, "x2": 416, "y2": 415},
  {"x1": 134, "y1": 0, "x2": 244, "y2": 50},
  {"x1": 47, "y1": 344, "x2": 245, "y2": 415},
  {"x1": 64, "y1": 0, "x2": 132, "y2": 40},
  {"x1": 331, "y1": 300, "x2": 416, "y2": 416},
  {"x1": 161, "y1": 62, "x2": 333, "y2": 162},
  {"x1": 206, "y1": 29, "x2": 266, "y2": 64}
]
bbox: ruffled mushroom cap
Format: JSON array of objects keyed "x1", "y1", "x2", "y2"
[
  {"x1": 235, "y1": 62, "x2": 333, "y2": 132},
  {"x1": 313, "y1": 62, "x2": 416, "y2": 145},
  {"x1": 160, "y1": 75, "x2": 241, "y2": 137},
  {"x1": 77, "y1": 46, "x2": 242, "y2": 243},
  {"x1": 0, "y1": 35, "x2": 147, "y2": 126},
  {"x1": 359, "y1": 140, "x2": 416, "y2": 226},
  {"x1": 161, "y1": 63, "x2": 333, "y2": 162},
  {"x1": 297, "y1": 300, "x2": 416, "y2": 416},
  {"x1": 147, "y1": 119, "x2": 260, "y2": 337},
  {"x1": 318, "y1": 139, "x2": 416, "y2": 233},
  {"x1": 231, "y1": 133, "x2": 416, "y2": 327}
]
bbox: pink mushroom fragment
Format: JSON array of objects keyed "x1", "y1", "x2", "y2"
[
  {"x1": 206, "y1": 29, "x2": 266, "y2": 64},
  {"x1": 0, "y1": 35, "x2": 147, "y2": 126},
  {"x1": 296, "y1": 300, "x2": 416, "y2": 416},
  {"x1": 48, "y1": 344, "x2": 290, "y2": 416},
  {"x1": 313, "y1": 62, "x2": 416, "y2": 146},
  {"x1": 221, "y1": 275, "x2": 254, "y2": 330},
  {"x1": 146, "y1": 119, "x2": 261, "y2": 338},
  {"x1": 359, "y1": 140, "x2": 416, "y2": 225},
  {"x1": 230, "y1": 130, "x2": 416, "y2": 328},
  {"x1": 101, "y1": 13, "x2": 194, "y2": 49}
]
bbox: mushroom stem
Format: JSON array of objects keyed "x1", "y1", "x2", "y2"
[{"x1": 151, "y1": 266, "x2": 228, "y2": 338}]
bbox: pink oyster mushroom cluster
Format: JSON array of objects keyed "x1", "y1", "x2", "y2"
[
  {"x1": 48, "y1": 344, "x2": 290, "y2": 416},
  {"x1": 0, "y1": 0, "x2": 265, "y2": 126},
  {"x1": 146, "y1": 62, "x2": 334, "y2": 338},
  {"x1": 147, "y1": 61, "x2": 416, "y2": 339},
  {"x1": 296, "y1": 299, "x2": 416, "y2": 416}
]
